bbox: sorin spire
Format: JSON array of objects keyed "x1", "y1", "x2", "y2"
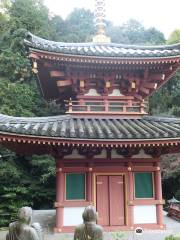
[{"x1": 93, "y1": 0, "x2": 111, "y2": 43}]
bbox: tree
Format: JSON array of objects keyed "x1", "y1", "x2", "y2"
[
  {"x1": 161, "y1": 153, "x2": 180, "y2": 200},
  {"x1": 49, "y1": 15, "x2": 66, "y2": 41},
  {"x1": 167, "y1": 29, "x2": 180, "y2": 44},
  {"x1": 0, "y1": 0, "x2": 54, "y2": 83},
  {"x1": 65, "y1": 8, "x2": 95, "y2": 42},
  {"x1": 149, "y1": 28, "x2": 180, "y2": 116},
  {"x1": 8, "y1": 0, "x2": 51, "y2": 38},
  {"x1": 0, "y1": 148, "x2": 55, "y2": 226},
  {"x1": 143, "y1": 27, "x2": 165, "y2": 45},
  {"x1": 107, "y1": 19, "x2": 165, "y2": 45}
]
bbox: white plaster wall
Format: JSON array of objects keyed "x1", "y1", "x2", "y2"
[
  {"x1": 94, "y1": 149, "x2": 107, "y2": 158},
  {"x1": 108, "y1": 89, "x2": 123, "y2": 96},
  {"x1": 132, "y1": 149, "x2": 152, "y2": 158},
  {"x1": 111, "y1": 149, "x2": 124, "y2": 158},
  {"x1": 64, "y1": 207, "x2": 85, "y2": 226},
  {"x1": 111, "y1": 149, "x2": 152, "y2": 159},
  {"x1": 64, "y1": 149, "x2": 85, "y2": 159},
  {"x1": 85, "y1": 89, "x2": 100, "y2": 96},
  {"x1": 134, "y1": 205, "x2": 157, "y2": 224}
]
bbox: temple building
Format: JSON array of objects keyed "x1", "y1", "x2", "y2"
[{"x1": 0, "y1": 0, "x2": 180, "y2": 233}]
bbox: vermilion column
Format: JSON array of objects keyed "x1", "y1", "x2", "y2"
[
  {"x1": 87, "y1": 167, "x2": 93, "y2": 204},
  {"x1": 155, "y1": 163, "x2": 164, "y2": 228},
  {"x1": 54, "y1": 160, "x2": 64, "y2": 232},
  {"x1": 127, "y1": 163, "x2": 134, "y2": 229}
]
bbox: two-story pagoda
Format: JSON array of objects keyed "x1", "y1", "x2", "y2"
[{"x1": 0, "y1": 0, "x2": 180, "y2": 232}]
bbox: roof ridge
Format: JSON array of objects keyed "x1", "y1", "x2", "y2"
[
  {"x1": 0, "y1": 113, "x2": 72, "y2": 123},
  {"x1": 1, "y1": 113, "x2": 180, "y2": 123}
]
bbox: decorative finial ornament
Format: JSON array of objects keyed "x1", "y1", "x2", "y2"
[{"x1": 93, "y1": 0, "x2": 111, "y2": 43}]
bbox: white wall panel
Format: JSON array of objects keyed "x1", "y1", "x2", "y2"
[
  {"x1": 134, "y1": 205, "x2": 157, "y2": 224},
  {"x1": 64, "y1": 207, "x2": 85, "y2": 226}
]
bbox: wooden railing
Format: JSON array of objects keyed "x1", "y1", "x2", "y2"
[{"x1": 65, "y1": 100, "x2": 148, "y2": 115}]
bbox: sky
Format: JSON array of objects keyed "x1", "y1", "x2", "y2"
[{"x1": 44, "y1": 0, "x2": 180, "y2": 39}]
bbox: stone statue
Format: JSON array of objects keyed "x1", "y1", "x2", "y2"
[
  {"x1": 6, "y1": 207, "x2": 43, "y2": 240},
  {"x1": 74, "y1": 205, "x2": 103, "y2": 240}
]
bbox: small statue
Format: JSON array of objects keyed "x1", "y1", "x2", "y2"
[
  {"x1": 74, "y1": 205, "x2": 103, "y2": 240},
  {"x1": 6, "y1": 207, "x2": 43, "y2": 240}
]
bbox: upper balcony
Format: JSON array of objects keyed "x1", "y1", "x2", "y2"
[{"x1": 65, "y1": 99, "x2": 148, "y2": 116}]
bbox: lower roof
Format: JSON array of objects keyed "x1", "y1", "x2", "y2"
[{"x1": 0, "y1": 114, "x2": 180, "y2": 141}]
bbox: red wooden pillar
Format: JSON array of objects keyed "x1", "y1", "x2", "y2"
[
  {"x1": 87, "y1": 166, "x2": 93, "y2": 204},
  {"x1": 127, "y1": 163, "x2": 134, "y2": 229},
  {"x1": 155, "y1": 163, "x2": 164, "y2": 228},
  {"x1": 54, "y1": 160, "x2": 64, "y2": 232}
]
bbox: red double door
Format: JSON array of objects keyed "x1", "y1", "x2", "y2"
[{"x1": 96, "y1": 175, "x2": 125, "y2": 226}]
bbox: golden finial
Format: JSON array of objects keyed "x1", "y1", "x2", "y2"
[{"x1": 93, "y1": 0, "x2": 111, "y2": 43}]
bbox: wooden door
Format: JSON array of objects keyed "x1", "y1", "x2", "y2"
[
  {"x1": 96, "y1": 176, "x2": 109, "y2": 226},
  {"x1": 109, "y1": 175, "x2": 125, "y2": 226},
  {"x1": 96, "y1": 175, "x2": 125, "y2": 226}
]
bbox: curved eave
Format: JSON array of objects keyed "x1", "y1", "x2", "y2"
[
  {"x1": 25, "y1": 33, "x2": 180, "y2": 62},
  {"x1": 1, "y1": 131, "x2": 180, "y2": 148},
  {"x1": 2, "y1": 113, "x2": 180, "y2": 148},
  {"x1": 28, "y1": 48, "x2": 180, "y2": 66}
]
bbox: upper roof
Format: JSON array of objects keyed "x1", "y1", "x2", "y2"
[{"x1": 25, "y1": 33, "x2": 180, "y2": 59}]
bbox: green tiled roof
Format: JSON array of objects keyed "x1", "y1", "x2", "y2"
[
  {"x1": 25, "y1": 33, "x2": 180, "y2": 59},
  {"x1": 1, "y1": 114, "x2": 180, "y2": 140}
]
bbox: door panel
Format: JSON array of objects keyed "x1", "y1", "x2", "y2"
[
  {"x1": 109, "y1": 176, "x2": 125, "y2": 226},
  {"x1": 96, "y1": 176, "x2": 109, "y2": 226},
  {"x1": 96, "y1": 175, "x2": 125, "y2": 226}
]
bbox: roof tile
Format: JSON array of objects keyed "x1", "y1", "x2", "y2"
[
  {"x1": 25, "y1": 33, "x2": 180, "y2": 59},
  {"x1": 0, "y1": 114, "x2": 180, "y2": 140}
]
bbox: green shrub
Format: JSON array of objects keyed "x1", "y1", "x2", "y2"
[{"x1": 165, "y1": 234, "x2": 180, "y2": 240}]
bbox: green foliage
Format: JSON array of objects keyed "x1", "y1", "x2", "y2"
[
  {"x1": 149, "y1": 71, "x2": 180, "y2": 116},
  {"x1": 49, "y1": 15, "x2": 66, "y2": 41},
  {"x1": 8, "y1": 0, "x2": 51, "y2": 38},
  {"x1": 0, "y1": 78, "x2": 35, "y2": 116},
  {"x1": 107, "y1": 19, "x2": 165, "y2": 45},
  {"x1": 111, "y1": 231, "x2": 126, "y2": 240},
  {"x1": 167, "y1": 29, "x2": 180, "y2": 44},
  {"x1": 65, "y1": 8, "x2": 95, "y2": 42},
  {"x1": 165, "y1": 234, "x2": 180, "y2": 240},
  {"x1": 0, "y1": 147, "x2": 30, "y2": 226},
  {"x1": 0, "y1": 149, "x2": 55, "y2": 226},
  {"x1": 150, "y1": 31, "x2": 180, "y2": 117},
  {"x1": 175, "y1": 190, "x2": 180, "y2": 201},
  {"x1": 0, "y1": 77, "x2": 60, "y2": 117},
  {"x1": 143, "y1": 27, "x2": 166, "y2": 45},
  {"x1": 26, "y1": 154, "x2": 56, "y2": 209},
  {"x1": 161, "y1": 153, "x2": 180, "y2": 200}
]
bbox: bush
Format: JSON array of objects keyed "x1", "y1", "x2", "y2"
[
  {"x1": 165, "y1": 234, "x2": 180, "y2": 240},
  {"x1": 175, "y1": 190, "x2": 180, "y2": 201}
]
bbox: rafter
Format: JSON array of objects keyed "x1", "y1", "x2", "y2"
[
  {"x1": 142, "y1": 82, "x2": 158, "y2": 89},
  {"x1": 57, "y1": 80, "x2": 72, "y2": 87},
  {"x1": 139, "y1": 86, "x2": 150, "y2": 95},
  {"x1": 50, "y1": 71, "x2": 65, "y2": 78}
]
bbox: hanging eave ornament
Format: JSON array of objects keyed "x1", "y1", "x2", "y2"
[{"x1": 32, "y1": 60, "x2": 38, "y2": 74}]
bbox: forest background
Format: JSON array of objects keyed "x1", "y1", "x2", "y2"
[{"x1": 0, "y1": 0, "x2": 180, "y2": 227}]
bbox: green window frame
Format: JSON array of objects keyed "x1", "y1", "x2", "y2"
[
  {"x1": 134, "y1": 172, "x2": 153, "y2": 198},
  {"x1": 66, "y1": 173, "x2": 86, "y2": 200}
]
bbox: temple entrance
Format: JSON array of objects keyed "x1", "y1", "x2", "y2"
[{"x1": 96, "y1": 175, "x2": 125, "y2": 226}]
